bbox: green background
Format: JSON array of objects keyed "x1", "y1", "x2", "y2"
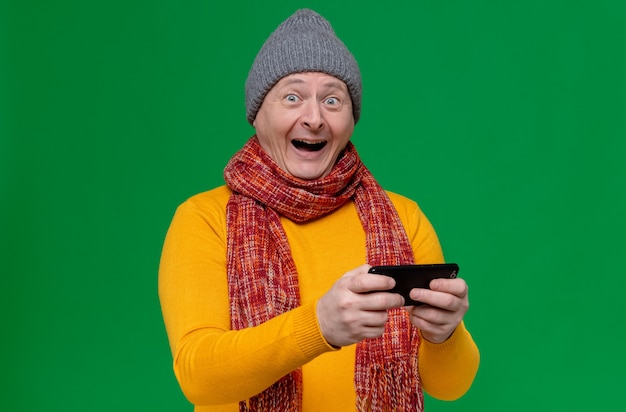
[{"x1": 2, "y1": 0, "x2": 625, "y2": 410}]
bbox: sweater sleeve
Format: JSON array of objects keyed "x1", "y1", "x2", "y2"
[
  {"x1": 419, "y1": 322, "x2": 480, "y2": 400},
  {"x1": 158, "y1": 192, "x2": 335, "y2": 405},
  {"x1": 390, "y1": 192, "x2": 480, "y2": 400}
]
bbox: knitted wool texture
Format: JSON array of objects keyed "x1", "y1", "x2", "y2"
[{"x1": 224, "y1": 137, "x2": 424, "y2": 411}]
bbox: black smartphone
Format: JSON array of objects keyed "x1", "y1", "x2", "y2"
[{"x1": 368, "y1": 263, "x2": 460, "y2": 306}]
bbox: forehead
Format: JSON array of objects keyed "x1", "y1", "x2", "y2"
[{"x1": 272, "y1": 72, "x2": 349, "y2": 92}]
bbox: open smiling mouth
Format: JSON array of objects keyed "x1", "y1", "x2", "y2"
[{"x1": 291, "y1": 139, "x2": 328, "y2": 152}]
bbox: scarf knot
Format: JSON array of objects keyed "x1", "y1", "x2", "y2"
[{"x1": 224, "y1": 136, "x2": 361, "y2": 222}]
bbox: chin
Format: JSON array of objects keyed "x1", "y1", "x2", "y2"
[{"x1": 289, "y1": 167, "x2": 329, "y2": 181}]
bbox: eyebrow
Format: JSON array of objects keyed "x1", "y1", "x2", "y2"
[
  {"x1": 279, "y1": 77, "x2": 348, "y2": 91},
  {"x1": 322, "y1": 80, "x2": 348, "y2": 91}
]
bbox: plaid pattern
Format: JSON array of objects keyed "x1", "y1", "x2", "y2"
[{"x1": 224, "y1": 137, "x2": 423, "y2": 411}]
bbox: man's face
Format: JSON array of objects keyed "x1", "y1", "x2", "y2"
[{"x1": 253, "y1": 72, "x2": 355, "y2": 180}]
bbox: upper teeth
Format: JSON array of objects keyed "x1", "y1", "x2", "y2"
[{"x1": 295, "y1": 140, "x2": 324, "y2": 144}]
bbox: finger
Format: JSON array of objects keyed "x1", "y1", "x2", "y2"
[
  {"x1": 408, "y1": 305, "x2": 462, "y2": 343},
  {"x1": 429, "y1": 278, "x2": 468, "y2": 299},
  {"x1": 361, "y1": 309, "x2": 389, "y2": 327},
  {"x1": 361, "y1": 325, "x2": 387, "y2": 339},
  {"x1": 347, "y1": 272, "x2": 396, "y2": 295},
  {"x1": 358, "y1": 290, "x2": 405, "y2": 311},
  {"x1": 409, "y1": 304, "x2": 451, "y2": 325},
  {"x1": 410, "y1": 314, "x2": 456, "y2": 343},
  {"x1": 409, "y1": 287, "x2": 464, "y2": 311}
]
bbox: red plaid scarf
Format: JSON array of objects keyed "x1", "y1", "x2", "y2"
[{"x1": 224, "y1": 137, "x2": 423, "y2": 411}]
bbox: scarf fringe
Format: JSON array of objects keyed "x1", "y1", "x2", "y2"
[
  {"x1": 356, "y1": 361, "x2": 423, "y2": 412},
  {"x1": 240, "y1": 371, "x2": 303, "y2": 412}
]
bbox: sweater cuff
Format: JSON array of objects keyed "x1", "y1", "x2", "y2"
[
  {"x1": 292, "y1": 301, "x2": 339, "y2": 360},
  {"x1": 419, "y1": 321, "x2": 469, "y2": 352}
]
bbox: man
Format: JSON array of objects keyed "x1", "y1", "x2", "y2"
[{"x1": 159, "y1": 9, "x2": 479, "y2": 411}]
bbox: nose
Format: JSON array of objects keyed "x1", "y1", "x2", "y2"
[{"x1": 301, "y1": 101, "x2": 325, "y2": 131}]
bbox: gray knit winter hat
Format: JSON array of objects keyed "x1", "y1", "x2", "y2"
[{"x1": 245, "y1": 9, "x2": 362, "y2": 125}]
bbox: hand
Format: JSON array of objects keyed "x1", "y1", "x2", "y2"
[
  {"x1": 407, "y1": 278, "x2": 469, "y2": 344},
  {"x1": 316, "y1": 264, "x2": 405, "y2": 347}
]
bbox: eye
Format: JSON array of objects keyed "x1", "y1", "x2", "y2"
[
  {"x1": 324, "y1": 97, "x2": 339, "y2": 105},
  {"x1": 285, "y1": 94, "x2": 299, "y2": 103}
]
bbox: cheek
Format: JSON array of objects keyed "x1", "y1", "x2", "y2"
[
  {"x1": 254, "y1": 116, "x2": 295, "y2": 161},
  {"x1": 334, "y1": 119, "x2": 354, "y2": 145},
  {"x1": 256, "y1": 111, "x2": 294, "y2": 141}
]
